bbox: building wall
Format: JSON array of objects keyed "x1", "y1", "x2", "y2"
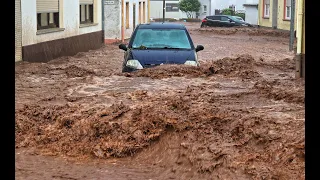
[
  {"x1": 258, "y1": 0, "x2": 272, "y2": 27},
  {"x1": 123, "y1": 0, "x2": 149, "y2": 39},
  {"x1": 211, "y1": 0, "x2": 246, "y2": 15},
  {"x1": 198, "y1": 0, "x2": 210, "y2": 19},
  {"x1": 20, "y1": 0, "x2": 103, "y2": 62},
  {"x1": 258, "y1": 0, "x2": 297, "y2": 30},
  {"x1": 15, "y1": 0, "x2": 22, "y2": 62},
  {"x1": 244, "y1": 5, "x2": 258, "y2": 25},
  {"x1": 21, "y1": 0, "x2": 102, "y2": 46},
  {"x1": 104, "y1": 0, "x2": 121, "y2": 43}
]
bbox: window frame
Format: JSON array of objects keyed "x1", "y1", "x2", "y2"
[
  {"x1": 263, "y1": 0, "x2": 270, "y2": 18},
  {"x1": 36, "y1": 0, "x2": 61, "y2": 31},
  {"x1": 284, "y1": 0, "x2": 291, "y2": 20},
  {"x1": 203, "y1": 5, "x2": 207, "y2": 12},
  {"x1": 79, "y1": 3, "x2": 94, "y2": 25}
]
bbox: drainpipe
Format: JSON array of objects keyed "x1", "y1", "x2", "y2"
[
  {"x1": 295, "y1": 0, "x2": 304, "y2": 78},
  {"x1": 101, "y1": 0, "x2": 105, "y2": 44},
  {"x1": 209, "y1": 0, "x2": 211, "y2": 15},
  {"x1": 289, "y1": 0, "x2": 295, "y2": 51}
]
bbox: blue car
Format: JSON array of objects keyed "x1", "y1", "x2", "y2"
[{"x1": 118, "y1": 23, "x2": 204, "y2": 72}]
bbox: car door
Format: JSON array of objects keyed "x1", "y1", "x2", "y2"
[
  {"x1": 206, "y1": 16, "x2": 216, "y2": 26},
  {"x1": 210, "y1": 16, "x2": 220, "y2": 27},
  {"x1": 220, "y1": 16, "x2": 232, "y2": 27}
]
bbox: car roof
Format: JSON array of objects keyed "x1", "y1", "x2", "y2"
[{"x1": 137, "y1": 23, "x2": 187, "y2": 29}]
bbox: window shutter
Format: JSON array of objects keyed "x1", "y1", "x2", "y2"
[
  {"x1": 80, "y1": 0, "x2": 93, "y2": 4},
  {"x1": 37, "y1": 0, "x2": 59, "y2": 13},
  {"x1": 286, "y1": 0, "x2": 291, "y2": 6}
]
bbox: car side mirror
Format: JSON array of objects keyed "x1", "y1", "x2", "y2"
[
  {"x1": 196, "y1": 45, "x2": 204, "y2": 52},
  {"x1": 119, "y1": 44, "x2": 127, "y2": 51}
]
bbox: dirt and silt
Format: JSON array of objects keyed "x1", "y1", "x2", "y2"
[{"x1": 15, "y1": 23, "x2": 304, "y2": 180}]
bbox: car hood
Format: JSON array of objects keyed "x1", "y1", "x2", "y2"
[{"x1": 130, "y1": 49, "x2": 195, "y2": 66}]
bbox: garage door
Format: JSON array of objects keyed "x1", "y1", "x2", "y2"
[{"x1": 15, "y1": 0, "x2": 22, "y2": 62}]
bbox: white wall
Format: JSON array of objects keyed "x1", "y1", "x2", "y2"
[
  {"x1": 104, "y1": 0, "x2": 121, "y2": 40},
  {"x1": 21, "y1": 0, "x2": 102, "y2": 46},
  {"x1": 198, "y1": 0, "x2": 210, "y2": 19},
  {"x1": 210, "y1": 0, "x2": 246, "y2": 15},
  {"x1": 124, "y1": 0, "x2": 149, "y2": 39},
  {"x1": 244, "y1": 6, "x2": 258, "y2": 25},
  {"x1": 150, "y1": 1, "x2": 188, "y2": 19}
]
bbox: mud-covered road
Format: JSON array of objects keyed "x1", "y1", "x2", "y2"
[{"x1": 15, "y1": 22, "x2": 305, "y2": 180}]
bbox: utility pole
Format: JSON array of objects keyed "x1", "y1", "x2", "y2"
[
  {"x1": 163, "y1": 0, "x2": 165, "y2": 22},
  {"x1": 289, "y1": 0, "x2": 295, "y2": 51}
]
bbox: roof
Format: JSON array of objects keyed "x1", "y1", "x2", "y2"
[{"x1": 137, "y1": 23, "x2": 186, "y2": 29}]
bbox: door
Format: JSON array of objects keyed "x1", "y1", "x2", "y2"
[
  {"x1": 220, "y1": 16, "x2": 232, "y2": 27},
  {"x1": 272, "y1": 0, "x2": 278, "y2": 29},
  {"x1": 133, "y1": 3, "x2": 136, "y2": 30},
  {"x1": 15, "y1": 0, "x2": 22, "y2": 62}
]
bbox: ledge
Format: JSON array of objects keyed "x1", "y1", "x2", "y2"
[
  {"x1": 36, "y1": 28, "x2": 65, "y2": 35},
  {"x1": 262, "y1": 17, "x2": 270, "y2": 19},
  {"x1": 79, "y1": 23, "x2": 98, "y2": 28},
  {"x1": 283, "y1": 19, "x2": 291, "y2": 21}
]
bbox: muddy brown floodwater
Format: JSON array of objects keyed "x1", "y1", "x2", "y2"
[{"x1": 15, "y1": 22, "x2": 304, "y2": 180}]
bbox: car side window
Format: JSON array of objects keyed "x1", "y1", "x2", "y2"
[
  {"x1": 221, "y1": 17, "x2": 230, "y2": 21},
  {"x1": 212, "y1": 16, "x2": 220, "y2": 20}
]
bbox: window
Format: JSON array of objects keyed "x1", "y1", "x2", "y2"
[
  {"x1": 126, "y1": 2, "x2": 129, "y2": 28},
  {"x1": 264, "y1": 0, "x2": 270, "y2": 18},
  {"x1": 80, "y1": 0, "x2": 94, "y2": 25},
  {"x1": 166, "y1": 3, "x2": 179, "y2": 12},
  {"x1": 37, "y1": 0, "x2": 60, "y2": 30},
  {"x1": 285, "y1": 0, "x2": 291, "y2": 20},
  {"x1": 203, "y1": 5, "x2": 207, "y2": 12},
  {"x1": 221, "y1": 16, "x2": 229, "y2": 21}
]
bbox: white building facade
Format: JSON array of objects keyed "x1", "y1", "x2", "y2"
[{"x1": 15, "y1": 0, "x2": 150, "y2": 62}]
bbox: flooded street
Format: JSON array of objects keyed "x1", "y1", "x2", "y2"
[{"x1": 15, "y1": 22, "x2": 304, "y2": 180}]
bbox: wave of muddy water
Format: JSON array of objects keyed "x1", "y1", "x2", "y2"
[{"x1": 16, "y1": 54, "x2": 304, "y2": 179}]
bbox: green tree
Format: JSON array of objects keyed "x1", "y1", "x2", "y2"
[
  {"x1": 221, "y1": 8, "x2": 233, "y2": 15},
  {"x1": 178, "y1": 0, "x2": 201, "y2": 18}
]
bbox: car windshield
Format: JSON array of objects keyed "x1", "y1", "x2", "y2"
[
  {"x1": 132, "y1": 29, "x2": 192, "y2": 49},
  {"x1": 230, "y1": 16, "x2": 243, "y2": 22}
]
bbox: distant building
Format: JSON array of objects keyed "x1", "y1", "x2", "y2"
[
  {"x1": 258, "y1": 0, "x2": 297, "y2": 30},
  {"x1": 243, "y1": 0, "x2": 258, "y2": 25}
]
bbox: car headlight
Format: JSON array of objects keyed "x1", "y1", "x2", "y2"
[
  {"x1": 241, "y1": 24, "x2": 248, "y2": 26},
  {"x1": 126, "y1": 60, "x2": 143, "y2": 69},
  {"x1": 184, "y1": 60, "x2": 198, "y2": 66}
]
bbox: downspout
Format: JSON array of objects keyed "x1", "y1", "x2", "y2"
[
  {"x1": 121, "y1": 0, "x2": 124, "y2": 42},
  {"x1": 295, "y1": 0, "x2": 304, "y2": 78},
  {"x1": 148, "y1": 0, "x2": 150, "y2": 23},
  {"x1": 289, "y1": 0, "x2": 295, "y2": 51},
  {"x1": 101, "y1": 0, "x2": 105, "y2": 44}
]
